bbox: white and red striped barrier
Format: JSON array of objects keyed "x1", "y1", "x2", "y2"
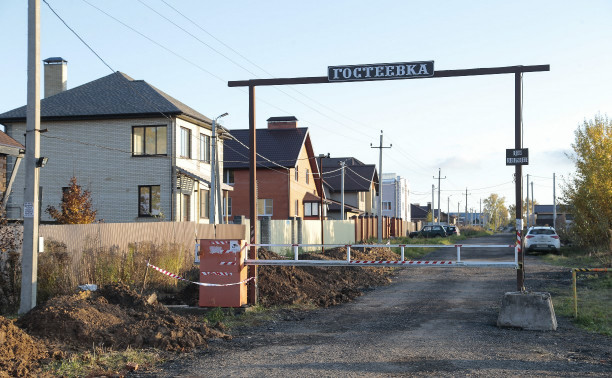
[
  {"x1": 201, "y1": 271, "x2": 233, "y2": 276},
  {"x1": 349, "y1": 260, "x2": 454, "y2": 265},
  {"x1": 147, "y1": 262, "x2": 252, "y2": 287},
  {"x1": 219, "y1": 261, "x2": 238, "y2": 265}
]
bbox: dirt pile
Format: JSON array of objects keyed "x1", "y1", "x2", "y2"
[
  {"x1": 16, "y1": 283, "x2": 229, "y2": 352},
  {"x1": 258, "y1": 246, "x2": 399, "y2": 307},
  {"x1": 0, "y1": 316, "x2": 48, "y2": 378}
]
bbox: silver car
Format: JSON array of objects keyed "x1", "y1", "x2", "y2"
[{"x1": 525, "y1": 226, "x2": 560, "y2": 253}]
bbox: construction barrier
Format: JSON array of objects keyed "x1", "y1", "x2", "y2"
[{"x1": 571, "y1": 267, "x2": 610, "y2": 318}]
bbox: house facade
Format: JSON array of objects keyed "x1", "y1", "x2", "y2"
[
  {"x1": 0, "y1": 130, "x2": 25, "y2": 211},
  {"x1": 322, "y1": 157, "x2": 378, "y2": 220},
  {"x1": 223, "y1": 117, "x2": 323, "y2": 220},
  {"x1": 0, "y1": 58, "x2": 228, "y2": 223},
  {"x1": 381, "y1": 173, "x2": 410, "y2": 221}
]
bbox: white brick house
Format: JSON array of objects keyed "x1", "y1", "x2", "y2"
[{"x1": 0, "y1": 58, "x2": 230, "y2": 223}]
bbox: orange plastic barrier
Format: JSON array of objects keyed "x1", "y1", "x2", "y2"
[{"x1": 198, "y1": 239, "x2": 247, "y2": 307}]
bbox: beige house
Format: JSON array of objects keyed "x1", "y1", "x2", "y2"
[{"x1": 0, "y1": 58, "x2": 230, "y2": 223}]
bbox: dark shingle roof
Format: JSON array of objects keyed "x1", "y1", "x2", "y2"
[
  {"x1": 224, "y1": 127, "x2": 309, "y2": 169},
  {"x1": 323, "y1": 164, "x2": 377, "y2": 192},
  {"x1": 0, "y1": 72, "x2": 212, "y2": 124},
  {"x1": 322, "y1": 157, "x2": 365, "y2": 167},
  {"x1": 411, "y1": 204, "x2": 430, "y2": 219}
]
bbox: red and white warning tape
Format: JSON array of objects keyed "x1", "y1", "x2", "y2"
[
  {"x1": 147, "y1": 262, "x2": 252, "y2": 287},
  {"x1": 219, "y1": 261, "x2": 238, "y2": 265},
  {"x1": 201, "y1": 271, "x2": 233, "y2": 276},
  {"x1": 349, "y1": 260, "x2": 453, "y2": 265}
]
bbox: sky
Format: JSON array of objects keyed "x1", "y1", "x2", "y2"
[{"x1": 1, "y1": 0, "x2": 611, "y2": 217}]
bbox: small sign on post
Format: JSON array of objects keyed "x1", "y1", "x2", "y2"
[{"x1": 506, "y1": 148, "x2": 529, "y2": 165}]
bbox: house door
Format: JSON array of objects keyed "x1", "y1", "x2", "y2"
[{"x1": 182, "y1": 194, "x2": 191, "y2": 221}]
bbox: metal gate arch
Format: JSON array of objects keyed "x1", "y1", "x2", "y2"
[{"x1": 228, "y1": 63, "x2": 550, "y2": 303}]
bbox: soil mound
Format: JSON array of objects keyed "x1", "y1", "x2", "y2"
[
  {"x1": 16, "y1": 283, "x2": 228, "y2": 352},
  {"x1": 258, "y1": 246, "x2": 398, "y2": 307},
  {"x1": 0, "y1": 316, "x2": 48, "y2": 378}
]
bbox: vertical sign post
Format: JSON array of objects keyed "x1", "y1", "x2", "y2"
[
  {"x1": 248, "y1": 85, "x2": 257, "y2": 304},
  {"x1": 515, "y1": 73, "x2": 525, "y2": 291}
]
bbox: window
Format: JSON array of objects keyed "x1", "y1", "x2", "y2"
[
  {"x1": 224, "y1": 197, "x2": 232, "y2": 216},
  {"x1": 305, "y1": 168, "x2": 309, "y2": 184},
  {"x1": 138, "y1": 185, "x2": 161, "y2": 217},
  {"x1": 132, "y1": 126, "x2": 167, "y2": 156},
  {"x1": 257, "y1": 199, "x2": 273, "y2": 216},
  {"x1": 223, "y1": 169, "x2": 234, "y2": 184},
  {"x1": 182, "y1": 194, "x2": 191, "y2": 221},
  {"x1": 200, "y1": 134, "x2": 211, "y2": 163},
  {"x1": 295, "y1": 166, "x2": 299, "y2": 181},
  {"x1": 180, "y1": 127, "x2": 191, "y2": 158},
  {"x1": 304, "y1": 202, "x2": 319, "y2": 217},
  {"x1": 383, "y1": 201, "x2": 392, "y2": 210},
  {"x1": 200, "y1": 189, "x2": 209, "y2": 219}
]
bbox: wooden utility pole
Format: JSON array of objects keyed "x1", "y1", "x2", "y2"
[{"x1": 515, "y1": 72, "x2": 525, "y2": 291}]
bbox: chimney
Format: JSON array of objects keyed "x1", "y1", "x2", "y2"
[
  {"x1": 267, "y1": 116, "x2": 298, "y2": 129},
  {"x1": 43, "y1": 57, "x2": 68, "y2": 98}
]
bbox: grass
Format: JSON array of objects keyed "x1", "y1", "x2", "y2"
[
  {"x1": 541, "y1": 246, "x2": 611, "y2": 336},
  {"x1": 45, "y1": 347, "x2": 161, "y2": 377}
]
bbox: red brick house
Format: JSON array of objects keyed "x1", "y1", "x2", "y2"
[{"x1": 223, "y1": 116, "x2": 325, "y2": 220}]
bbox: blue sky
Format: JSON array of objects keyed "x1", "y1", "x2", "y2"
[{"x1": 1, "y1": 0, "x2": 610, "y2": 215}]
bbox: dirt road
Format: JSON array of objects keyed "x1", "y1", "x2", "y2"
[{"x1": 137, "y1": 234, "x2": 611, "y2": 377}]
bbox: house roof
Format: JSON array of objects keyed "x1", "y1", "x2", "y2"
[
  {"x1": 323, "y1": 164, "x2": 378, "y2": 193},
  {"x1": 223, "y1": 127, "x2": 310, "y2": 169},
  {"x1": 322, "y1": 157, "x2": 365, "y2": 167},
  {"x1": 0, "y1": 130, "x2": 24, "y2": 156},
  {"x1": 0, "y1": 72, "x2": 212, "y2": 125},
  {"x1": 410, "y1": 204, "x2": 430, "y2": 219}
]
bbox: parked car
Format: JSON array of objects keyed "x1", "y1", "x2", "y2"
[
  {"x1": 443, "y1": 225, "x2": 460, "y2": 236},
  {"x1": 524, "y1": 226, "x2": 560, "y2": 253},
  {"x1": 409, "y1": 225, "x2": 447, "y2": 238}
]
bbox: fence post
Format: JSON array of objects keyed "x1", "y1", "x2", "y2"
[
  {"x1": 296, "y1": 217, "x2": 303, "y2": 251},
  {"x1": 572, "y1": 269, "x2": 578, "y2": 318}
]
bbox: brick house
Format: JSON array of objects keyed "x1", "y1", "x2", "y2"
[
  {"x1": 321, "y1": 157, "x2": 378, "y2": 220},
  {"x1": 0, "y1": 57, "x2": 230, "y2": 223},
  {"x1": 0, "y1": 130, "x2": 25, "y2": 211},
  {"x1": 223, "y1": 116, "x2": 324, "y2": 220}
]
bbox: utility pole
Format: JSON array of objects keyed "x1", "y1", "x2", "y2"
[
  {"x1": 20, "y1": 0, "x2": 41, "y2": 315},
  {"x1": 447, "y1": 195, "x2": 451, "y2": 225},
  {"x1": 340, "y1": 160, "x2": 346, "y2": 220},
  {"x1": 318, "y1": 153, "x2": 329, "y2": 252},
  {"x1": 431, "y1": 185, "x2": 435, "y2": 223},
  {"x1": 433, "y1": 168, "x2": 446, "y2": 225},
  {"x1": 465, "y1": 188, "x2": 469, "y2": 226},
  {"x1": 457, "y1": 201, "x2": 460, "y2": 224},
  {"x1": 371, "y1": 130, "x2": 391, "y2": 242},
  {"x1": 479, "y1": 198, "x2": 482, "y2": 227},
  {"x1": 553, "y1": 173, "x2": 556, "y2": 229},
  {"x1": 531, "y1": 180, "x2": 534, "y2": 226},
  {"x1": 526, "y1": 174, "x2": 530, "y2": 227},
  {"x1": 209, "y1": 112, "x2": 228, "y2": 224}
]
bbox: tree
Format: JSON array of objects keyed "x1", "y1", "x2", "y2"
[
  {"x1": 483, "y1": 193, "x2": 508, "y2": 230},
  {"x1": 562, "y1": 114, "x2": 612, "y2": 251},
  {"x1": 46, "y1": 177, "x2": 98, "y2": 224},
  {"x1": 508, "y1": 198, "x2": 538, "y2": 225}
]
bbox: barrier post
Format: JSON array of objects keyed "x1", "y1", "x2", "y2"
[
  {"x1": 346, "y1": 245, "x2": 351, "y2": 262},
  {"x1": 293, "y1": 244, "x2": 298, "y2": 261},
  {"x1": 401, "y1": 245, "x2": 405, "y2": 261},
  {"x1": 456, "y1": 245, "x2": 461, "y2": 262},
  {"x1": 572, "y1": 269, "x2": 578, "y2": 318}
]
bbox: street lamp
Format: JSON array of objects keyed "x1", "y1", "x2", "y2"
[{"x1": 209, "y1": 112, "x2": 228, "y2": 224}]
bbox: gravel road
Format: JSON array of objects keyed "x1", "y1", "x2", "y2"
[{"x1": 136, "y1": 234, "x2": 611, "y2": 377}]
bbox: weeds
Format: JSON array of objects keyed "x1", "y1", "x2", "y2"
[
  {"x1": 543, "y1": 246, "x2": 611, "y2": 336},
  {"x1": 45, "y1": 347, "x2": 161, "y2": 377}
]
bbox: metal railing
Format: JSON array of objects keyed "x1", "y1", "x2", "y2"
[{"x1": 244, "y1": 243, "x2": 518, "y2": 268}]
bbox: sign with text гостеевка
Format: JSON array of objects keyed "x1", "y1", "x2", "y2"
[{"x1": 328, "y1": 61, "x2": 434, "y2": 82}]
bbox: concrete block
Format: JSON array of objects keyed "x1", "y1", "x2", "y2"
[{"x1": 497, "y1": 291, "x2": 557, "y2": 331}]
